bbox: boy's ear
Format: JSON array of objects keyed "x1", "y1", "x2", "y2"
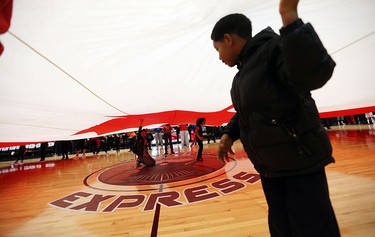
[{"x1": 223, "y1": 33, "x2": 234, "y2": 46}]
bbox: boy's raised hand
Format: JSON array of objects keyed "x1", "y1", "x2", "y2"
[{"x1": 279, "y1": 0, "x2": 299, "y2": 26}]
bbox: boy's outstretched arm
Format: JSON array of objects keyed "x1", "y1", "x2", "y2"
[
  {"x1": 278, "y1": 0, "x2": 335, "y2": 92},
  {"x1": 279, "y1": 0, "x2": 299, "y2": 26}
]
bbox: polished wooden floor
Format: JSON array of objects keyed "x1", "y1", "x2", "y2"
[{"x1": 0, "y1": 125, "x2": 374, "y2": 237}]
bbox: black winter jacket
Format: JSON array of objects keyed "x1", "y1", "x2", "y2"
[
  {"x1": 136, "y1": 126, "x2": 147, "y2": 157},
  {"x1": 224, "y1": 19, "x2": 336, "y2": 177}
]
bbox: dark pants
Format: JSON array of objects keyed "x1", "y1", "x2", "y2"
[
  {"x1": 61, "y1": 141, "x2": 71, "y2": 158},
  {"x1": 164, "y1": 133, "x2": 174, "y2": 154},
  {"x1": 196, "y1": 139, "x2": 203, "y2": 159},
  {"x1": 261, "y1": 169, "x2": 340, "y2": 237},
  {"x1": 40, "y1": 150, "x2": 46, "y2": 159}
]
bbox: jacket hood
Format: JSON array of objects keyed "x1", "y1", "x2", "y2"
[{"x1": 237, "y1": 27, "x2": 278, "y2": 69}]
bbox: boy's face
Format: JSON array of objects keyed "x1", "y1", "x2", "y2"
[{"x1": 213, "y1": 34, "x2": 238, "y2": 67}]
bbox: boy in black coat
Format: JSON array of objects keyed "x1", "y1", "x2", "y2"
[{"x1": 212, "y1": 0, "x2": 340, "y2": 236}]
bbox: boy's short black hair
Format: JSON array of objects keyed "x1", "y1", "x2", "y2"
[{"x1": 211, "y1": 13, "x2": 252, "y2": 41}]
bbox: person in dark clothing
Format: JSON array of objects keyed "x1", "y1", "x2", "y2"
[
  {"x1": 39, "y1": 142, "x2": 48, "y2": 162},
  {"x1": 212, "y1": 1, "x2": 340, "y2": 236},
  {"x1": 188, "y1": 124, "x2": 196, "y2": 146},
  {"x1": 321, "y1": 118, "x2": 332, "y2": 129},
  {"x1": 89, "y1": 137, "x2": 100, "y2": 157},
  {"x1": 99, "y1": 136, "x2": 109, "y2": 155},
  {"x1": 162, "y1": 124, "x2": 174, "y2": 156},
  {"x1": 206, "y1": 126, "x2": 217, "y2": 144},
  {"x1": 113, "y1": 134, "x2": 120, "y2": 155},
  {"x1": 188, "y1": 125, "x2": 194, "y2": 142},
  {"x1": 135, "y1": 126, "x2": 155, "y2": 167},
  {"x1": 73, "y1": 139, "x2": 86, "y2": 159},
  {"x1": 129, "y1": 135, "x2": 137, "y2": 153},
  {"x1": 122, "y1": 133, "x2": 130, "y2": 149},
  {"x1": 146, "y1": 129, "x2": 154, "y2": 150},
  {"x1": 174, "y1": 126, "x2": 180, "y2": 143},
  {"x1": 194, "y1": 118, "x2": 206, "y2": 161},
  {"x1": 13, "y1": 145, "x2": 26, "y2": 165},
  {"x1": 61, "y1": 140, "x2": 71, "y2": 160}
]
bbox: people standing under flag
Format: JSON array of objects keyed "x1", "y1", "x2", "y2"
[
  {"x1": 179, "y1": 124, "x2": 189, "y2": 147},
  {"x1": 13, "y1": 144, "x2": 26, "y2": 165},
  {"x1": 162, "y1": 124, "x2": 174, "y2": 155},
  {"x1": 73, "y1": 139, "x2": 86, "y2": 159},
  {"x1": 39, "y1": 142, "x2": 48, "y2": 162},
  {"x1": 153, "y1": 127, "x2": 163, "y2": 147}
]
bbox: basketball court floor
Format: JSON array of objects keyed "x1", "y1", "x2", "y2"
[{"x1": 0, "y1": 125, "x2": 374, "y2": 237}]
